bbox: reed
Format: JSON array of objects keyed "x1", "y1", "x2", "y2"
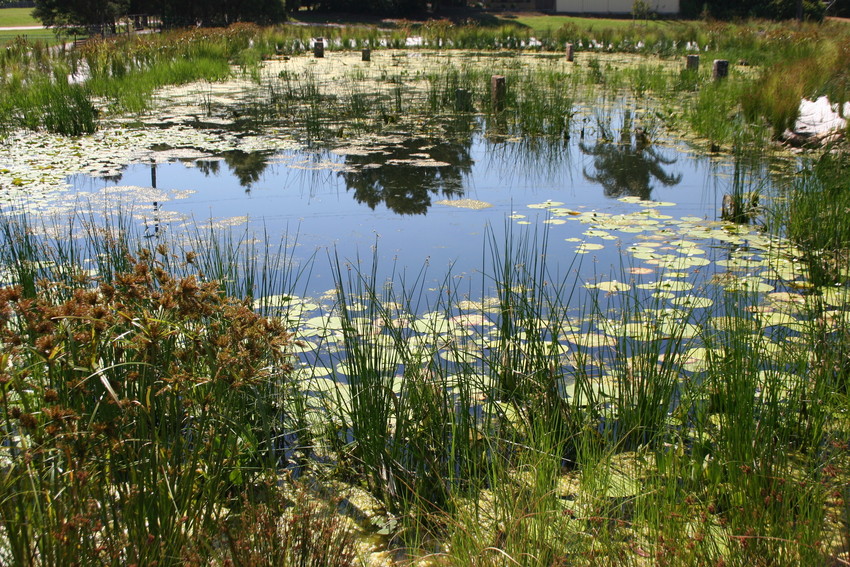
[
  {"x1": 0, "y1": 205, "x2": 848, "y2": 564},
  {"x1": 779, "y1": 152, "x2": 850, "y2": 286},
  {"x1": 0, "y1": 212, "x2": 304, "y2": 565}
]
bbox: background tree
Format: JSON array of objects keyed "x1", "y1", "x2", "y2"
[
  {"x1": 153, "y1": 0, "x2": 285, "y2": 26},
  {"x1": 34, "y1": 0, "x2": 286, "y2": 28},
  {"x1": 680, "y1": 0, "x2": 825, "y2": 20},
  {"x1": 34, "y1": 0, "x2": 129, "y2": 30}
]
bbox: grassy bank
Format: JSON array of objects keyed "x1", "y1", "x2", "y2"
[{"x1": 0, "y1": 18, "x2": 848, "y2": 142}]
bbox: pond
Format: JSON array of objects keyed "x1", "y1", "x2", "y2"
[
  {"x1": 64, "y1": 109, "x2": 776, "y2": 306},
  {"x1": 1, "y1": 49, "x2": 810, "y2": 380}
]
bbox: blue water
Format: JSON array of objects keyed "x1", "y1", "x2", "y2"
[{"x1": 67, "y1": 125, "x2": 746, "y2": 299}]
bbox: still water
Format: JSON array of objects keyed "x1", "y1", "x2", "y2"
[{"x1": 67, "y1": 116, "x2": 747, "y2": 302}]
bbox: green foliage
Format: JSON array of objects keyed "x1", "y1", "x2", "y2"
[
  {"x1": 0, "y1": 78, "x2": 97, "y2": 135},
  {"x1": 0, "y1": 216, "x2": 300, "y2": 565},
  {"x1": 33, "y1": 0, "x2": 285, "y2": 28},
  {"x1": 781, "y1": 153, "x2": 850, "y2": 286},
  {"x1": 632, "y1": 0, "x2": 652, "y2": 20},
  {"x1": 700, "y1": 0, "x2": 825, "y2": 20},
  {"x1": 157, "y1": 0, "x2": 286, "y2": 27},
  {"x1": 34, "y1": 0, "x2": 129, "y2": 28},
  {"x1": 310, "y1": 0, "x2": 426, "y2": 17}
]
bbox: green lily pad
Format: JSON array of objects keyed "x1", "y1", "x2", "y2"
[
  {"x1": 594, "y1": 280, "x2": 632, "y2": 293},
  {"x1": 528, "y1": 200, "x2": 565, "y2": 209},
  {"x1": 439, "y1": 349, "x2": 481, "y2": 364},
  {"x1": 575, "y1": 242, "x2": 605, "y2": 253},
  {"x1": 671, "y1": 296, "x2": 714, "y2": 309}
]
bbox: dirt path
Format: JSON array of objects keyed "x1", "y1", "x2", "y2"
[{"x1": 0, "y1": 25, "x2": 45, "y2": 30}]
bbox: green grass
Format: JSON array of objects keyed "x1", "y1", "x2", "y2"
[
  {"x1": 488, "y1": 12, "x2": 686, "y2": 34},
  {"x1": 0, "y1": 30, "x2": 59, "y2": 45},
  {"x1": 0, "y1": 7, "x2": 39, "y2": 27}
]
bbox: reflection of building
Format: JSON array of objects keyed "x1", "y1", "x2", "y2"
[{"x1": 555, "y1": 0, "x2": 679, "y2": 14}]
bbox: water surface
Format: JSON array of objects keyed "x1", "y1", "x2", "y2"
[{"x1": 67, "y1": 115, "x2": 747, "y2": 301}]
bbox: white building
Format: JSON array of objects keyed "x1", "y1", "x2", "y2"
[{"x1": 554, "y1": 0, "x2": 679, "y2": 15}]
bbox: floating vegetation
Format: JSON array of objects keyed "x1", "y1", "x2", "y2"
[{"x1": 435, "y1": 198, "x2": 492, "y2": 209}]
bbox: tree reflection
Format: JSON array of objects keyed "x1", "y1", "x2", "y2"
[
  {"x1": 579, "y1": 113, "x2": 681, "y2": 200},
  {"x1": 338, "y1": 134, "x2": 473, "y2": 215},
  {"x1": 196, "y1": 150, "x2": 271, "y2": 189}
]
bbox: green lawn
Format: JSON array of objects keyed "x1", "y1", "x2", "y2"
[
  {"x1": 494, "y1": 12, "x2": 688, "y2": 34},
  {"x1": 290, "y1": 9, "x2": 689, "y2": 35},
  {"x1": 0, "y1": 7, "x2": 39, "y2": 27},
  {"x1": 0, "y1": 30, "x2": 61, "y2": 46}
]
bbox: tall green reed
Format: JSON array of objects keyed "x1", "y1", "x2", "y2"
[
  {"x1": 779, "y1": 152, "x2": 850, "y2": 287},
  {"x1": 0, "y1": 212, "x2": 304, "y2": 565}
]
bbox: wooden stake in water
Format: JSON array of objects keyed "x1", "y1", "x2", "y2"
[
  {"x1": 491, "y1": 75, "x2": 506, "y2": 111},
  {"x1": 314, "y1": 38, "x2": 324, "y2": 58},
  {"x1": 362, "y1": 48, "x2": 371, "y2": 61},
  {"x1": 713, "y1": 59, "x2": 729, "y2": 80},
  {"x1": 686, "y1": 54, "x2": 699, "y2": 71},
  {"x1": 566, "y1": 43, "x2": 574, "y2": 62},
  {"x1": 145, "y1": 201, "x2": 161, "y2": 238},
  {"x1": 455, "y1": 88, "x2": 472, "y2": 112}
]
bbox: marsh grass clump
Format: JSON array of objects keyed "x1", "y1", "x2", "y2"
[
  {"x1": 0, "y1": 78, "x2": 97, "y2": 135},
  {"x1": 309, "y1": 218, "x2": 850, "y2": 564},
  {"x1": 781, "y1": 152, "x2": 850, "y2": 286},
  {"x1": 0, "y1": 222, "x2": 300, "y2": 564}
]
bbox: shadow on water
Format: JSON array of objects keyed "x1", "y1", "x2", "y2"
[
  {"x1": 339, "y1": 135, "x2": 473, "y2": 215},
  {"x1": 580, "y1": 112, "x2": 682, "y2": 200}
]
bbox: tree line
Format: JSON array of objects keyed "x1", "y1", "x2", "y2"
[
  {"x1": 32, "y1": 0, "x2": 287, "y2": 29},
  {"x1": 28, "y1": 0, "x2": 843, "y2": 31},
  {"x1": 30, "y1": 0, "x2": 448, "y2": 25},
  {"x1": 682, "y1": 0, "x2": 832, "y2": 20}
]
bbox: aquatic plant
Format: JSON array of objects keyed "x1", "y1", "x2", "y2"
[
  {"x1": 780, "y1": 152, "x2": 850, "y2": 286},
  {"x1": 0, "y1": 212, "x2": 314, "y2": 565},
  {"x1": 0, "y1": 204, "x2": 847, "y2": 564}
]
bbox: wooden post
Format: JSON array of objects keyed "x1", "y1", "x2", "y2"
[
  {"x1": 455, "y1": 88, "x2": 472, "y2": 112},
  {"x1": 314, "y1": 38, "x2": 324, "y2": 58},
  {"x1": 362, "y1": 48, "x2": 371, "y2": 62},
  {"x1": 712, "y1": 59, "x2": 729, "y2": 80},
  {"x1": 491, "y1": 75, "x2": 506, "y2": 111},
  {"x1": 566, "y1": 43, "x2": 574, "y2": 62},
  {"x1": 686, "y1": 54, "x2": 699, "y2": 71}
]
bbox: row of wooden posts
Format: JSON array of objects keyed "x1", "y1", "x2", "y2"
[{"x1": 310, "y1": 39, "x2": 731, "y2": 108}]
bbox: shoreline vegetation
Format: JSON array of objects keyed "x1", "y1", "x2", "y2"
[{"x1": 0, "y1": 12, "x2": 849, "y2": 566}]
